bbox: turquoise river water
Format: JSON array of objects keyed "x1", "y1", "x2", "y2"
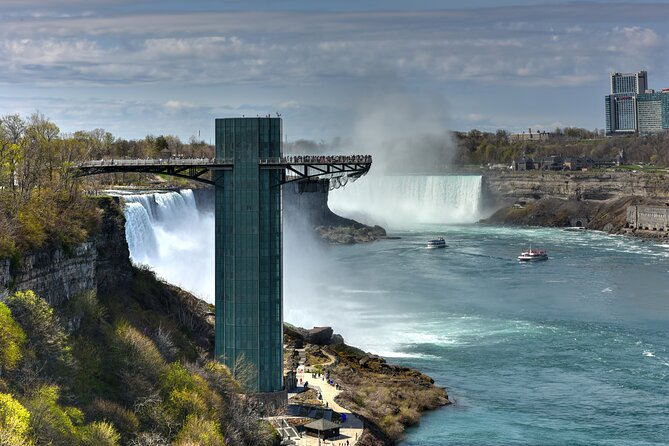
[
  {"x1": 122, "y1": 187, "x2": 669, "y2": 445},
  {"x1": 288, "y1": 225, "x2": 669, "y2": 446}
]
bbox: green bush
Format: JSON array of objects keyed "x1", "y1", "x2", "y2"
[
  {"x1": 86, "y1": 399, "x2": 139, "y2": 441},
  {"x1": 5, "y1": 290, "x2": 73, "y2": 382},
  {"x1": 0, "y1": 392, "x2": 33, "y2": 446},
  {"x1": 0, "y1": 303, "x2": 26, "y2": 374},
  {"x1": 173, "y1": 415, "x2": 226, "y2": 446},
  {"x1": 23, "y1": 385, "x2": 83, "y2": 446},
  {"x1": 79, "y1": 421, "x2": 121, "y2": 446},
  {"x1": 112, "y1": 321, "x2": 166, "y2": 380}
]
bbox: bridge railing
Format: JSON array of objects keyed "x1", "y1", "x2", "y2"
[
  {"x1": 77, "y1": 158, "x2": 231, "y2": 167},
  {"x1": 79, "y1": 155, "x2": 371, "y2": 168}
]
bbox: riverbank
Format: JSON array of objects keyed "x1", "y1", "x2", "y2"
[
  {"x1": 284, "y1": 325, "x2": 450, "y2": 446},
  {"x1": 477, "y1": 170, "x2": 669, "y2": 242},
  {"x1": 481, "y1": 196, "x2": 669, "y2": 242}
]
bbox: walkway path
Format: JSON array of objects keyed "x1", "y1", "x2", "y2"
[{"x1": 287, "y1": 349, "x2": 364, "y2": 446}]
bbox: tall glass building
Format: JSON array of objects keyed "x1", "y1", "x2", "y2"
[
  {"x1": 605, "y1": 71, "x2": 649, "y2": 135},
  {"x1": 214, "y1": 117, "x2": 283, "y2": 394},
  {"x1": 637, "y1": 91, "x2": 663, "y2": 134},
  {"x1": 662, "y1": 90, "x2": 669, "y2": 130}
]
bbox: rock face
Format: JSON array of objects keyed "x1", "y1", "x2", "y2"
[
  {"x1": 284, "y1": 324, "x2": 344, "y2": 346},
  {"x1": 480, "y1": 170, "x2": 669, "y2": 236},
  {"x1": 315, "y1": 225, "x2": 386, "y2": 244},
  {"x1": 482, "y1": 170, "x2": 669, "y2": 205},
  {"x1": 0, "y1": 242, "x2": 96, "y2": 306},
  {"x1": 0, "y1": 197, "x2": 133, "y2": 306},
  {"x1": 283, "y1": 179, "x2": 387, "y2": 244}
]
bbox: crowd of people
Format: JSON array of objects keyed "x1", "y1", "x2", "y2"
[{"x1": 280, "y1": 155, "x2": 372, "y2": 164}]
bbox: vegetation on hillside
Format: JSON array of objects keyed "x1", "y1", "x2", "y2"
[
  {"x1": 0, "y1": 277, "x2": 279, "y2": 446},
  {"x1": 451, "y1": 128, "x2": 669, "y2": 167},
  {"x1": 287, "y1": 127, "x2": 669, "y2": 170},
  {"x1": 326, "y1": 343, "x2": 449, "y2": 443},
  {"x1": 0, "y1": 113, "x2": 215, "y2": 260}
]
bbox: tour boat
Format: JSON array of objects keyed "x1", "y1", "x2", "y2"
[
  {"x1": 518, "y1": 248, "x2": 548, "y2": 262},
  {"x1": 426, "y1": 237, "x2": 447, "y2": 249}
]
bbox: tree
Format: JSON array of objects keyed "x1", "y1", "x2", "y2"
[
  {"x1": 23, "y1": 385, "x2": 83, "y2": 446},
  {"x1": 5, "y1": 290, "x2": 72, "y2": 380},
  {"x1": 0, "y1": 302, "x2": 26, "y2": 376}
]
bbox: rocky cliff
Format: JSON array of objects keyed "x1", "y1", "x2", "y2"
[
  {"x1": 0, "y1": 197, "x2": 131, "y2": 306},
  {"x1": 480, "y1": 170, "x2": 669, "y2": 236},
  {"x1": 482, "y1": 170, "x2": 669, "y2": 205},
  {"x1": 284, "y1": 179, "x2": 386, "y2": 243}
]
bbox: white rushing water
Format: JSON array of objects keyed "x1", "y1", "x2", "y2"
[
  {"x1": 121, "y1": 190, "x2": 215, "y2": 302},
  {"x1": 328, "y1": 175, "x2": 483, "y2": 228},
  {"x1": 119, "y1": 175, "x2": 483, "y2": 303}
]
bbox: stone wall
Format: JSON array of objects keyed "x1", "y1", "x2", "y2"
[{"x1": 627, "y1": 205, "x2": 669, "y2": 231}]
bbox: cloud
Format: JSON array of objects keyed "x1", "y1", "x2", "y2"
[
  {"x1": 164, "y1": 100, "x2": 195, "y2": 110},
  {"x1": 0, "y1": 2, "x2": 668, "y2": 139},
  {"x1": 0, "y1": 4, "x2": 667, "y2": 89}
]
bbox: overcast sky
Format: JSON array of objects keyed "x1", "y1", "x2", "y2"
[{"x1": 2, "y1": 0, "x2": 669, "y2": 142}]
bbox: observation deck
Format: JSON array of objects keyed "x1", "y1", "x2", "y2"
[{"x1": 74, "y1": 154, "x2": 372, "y2": 187}]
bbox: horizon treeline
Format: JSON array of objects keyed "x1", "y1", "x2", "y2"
[{"x1": 287, "y1": 127, "x2": 669, "y2": 168}]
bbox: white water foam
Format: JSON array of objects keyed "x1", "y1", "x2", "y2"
[
  {"x1": 328, "y1": 175, "x2": 483, "y2": 228},
  {"x1": 121, "y1": 190, "x2": 215, "y2": 302}
]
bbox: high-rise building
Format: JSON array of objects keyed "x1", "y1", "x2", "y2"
[
  {"x1": 605, "y1": 71, "x2": 649, "y2": 135},
  {"x1": 610, "y1": 71, "x2": 648, "y2": 95},
  {"x1": 214, "y1": 117, "x2": 284, "y2": 394},
  {"x1": 637, "y1": 91, "x2": 664, "y2": 134},
  {"x1": 662, "y1": 89, "x2": 669, "y2": 130}
]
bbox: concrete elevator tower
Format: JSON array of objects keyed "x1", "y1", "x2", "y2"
[
  {"x1": 214, "y1": 117, "x2": 283, "y2": 393},
  {"x1": 74, "y1": 117, "x2": 372, "y2": 396}
]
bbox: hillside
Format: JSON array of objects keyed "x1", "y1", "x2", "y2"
[{"x1": 0, "y1": 198, "x2": 279, "y2": 446}]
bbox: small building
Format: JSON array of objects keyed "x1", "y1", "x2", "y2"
[
  {"x1": 539, "y1": 155, "x2": 564, "y2": 171},
  {"x1": 303, "y1": 418, "x2": 341, "y2": 440},
  {"x1": 563, "y1": 157, "x2": 593, "y2": 171},
  {"x1": 512, "y1": 156, "x2": 534, "y2": 171},
  {"x1": 511, "y1": 128, "x2": 552, "y2": 141},
  {"x1": 284, "y1": 371, "x2": 298, "y2": 391}
]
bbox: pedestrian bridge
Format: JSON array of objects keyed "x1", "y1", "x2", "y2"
[{"x1": 74, "y1": 155, "x2": 372, "y2": 187}]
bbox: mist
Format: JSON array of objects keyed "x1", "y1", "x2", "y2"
[{"x1": 349, "y1": 87, "x2": 454, "y2": 174}]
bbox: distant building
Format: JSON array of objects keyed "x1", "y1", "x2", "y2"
[
  {"x1": 610, "y1": 71, "x2": 648, "y2": 95},
  {"x1": 605, "y1": 71, "x2": 669, "y2": 136},
  {"x1": 637, "y1": 91, "x2": 663, "y2": 134},
  {"x1": 627, "y1": 205, "x2": 669, "y2": 231},
  {"x1": 539, "y1": 155, "x2": 564, "y2": 171},
  {"x1": 512, "y1": 155, "x2": 534, "y2": 171},
  {"x1": 562, "y1": 157, "x2": 594, "y2": 171},
  {"x1": 662, "y1": 89, "x2": 669, "y2": 130},
  {"x1": 605, "y1": 71, "x2": 646, "y2": 135},
  {"x1": 511, "y1": 128, "x2": 552, "y2": 141}
]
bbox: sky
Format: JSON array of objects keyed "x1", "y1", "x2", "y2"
[{"x1": 2, "y1": 0, "x2": 669, "y2": 143}]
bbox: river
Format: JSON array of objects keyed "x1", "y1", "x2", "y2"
[{"x1": 121, "y1": 180, "x2": 669, "y2": 445}]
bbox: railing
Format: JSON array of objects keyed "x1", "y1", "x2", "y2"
[
  {"x1": 259, "y1": 154, "x2": 372, "y2": 165},
  {"x1": 77, "y1": 158, "x2": 229, "y2": 167},
  {"x1": 75, "y1": 154, "x2": 372, "y2": 186}
]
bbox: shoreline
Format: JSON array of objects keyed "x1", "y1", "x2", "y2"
[
  {"x1": 480, "y1": 195, "x2": 669, "y2": 244},
  {"x1": 284, "y1": 325, "x2": 450, "y2": 446}
]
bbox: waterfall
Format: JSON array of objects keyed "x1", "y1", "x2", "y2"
[
  {"x1": 328, "y1": 175, "x2": 483, "y2": 228},
  {"x1": 119, "y1": 189, "x2": 215, "y2": 302}
]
